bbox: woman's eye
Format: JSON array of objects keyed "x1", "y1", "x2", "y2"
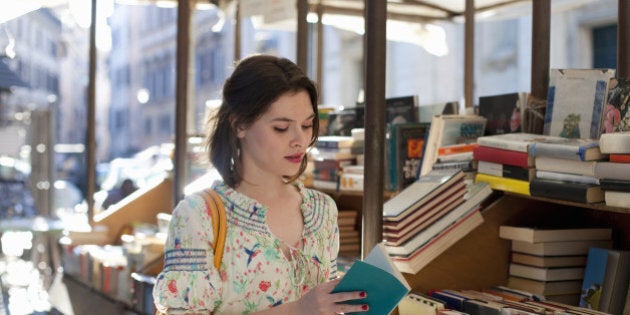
[
  {"x1": 274, "y1": 127, "x2": 288, "y2": 132},
  {"x1": 302, "y1": 124, "x2": 313, "y2": 130}
]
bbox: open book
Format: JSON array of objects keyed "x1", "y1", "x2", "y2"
[{"x1": 332, "y1": 243, "x2": 411, "y2": 314}]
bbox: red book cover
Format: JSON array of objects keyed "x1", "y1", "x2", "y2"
[
  {"x1": 609, "y1": 154, "x2": 630, "y2": 163},
  {"x1": 473, "y1": 146, "x2": 534, "y2": 168}
]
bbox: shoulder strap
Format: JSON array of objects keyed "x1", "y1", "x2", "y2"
[{"x1": 200, "y1": 189, "x2": 227, "y2": 270}]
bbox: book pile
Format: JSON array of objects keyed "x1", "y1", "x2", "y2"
[
  {"x1": 473, "y1": 132, "x2": 544, "y2": 195},
  {"x1": 420, "y1": 114, "x2": 487, "y2": 178},
  {"x1": 529, "y1": 137, "x2": 607, "y2": 203},
  {"x1": 399, "y1": 286, "x2": 615, "y2": 315},
  {"x1": 382, "y1": 169, "x2": 492, "y2": 274},
  {"x1": 597, "y1": 131, "x2": 630, "y2": 208},
  {"x1": 310, "y1": 135, "x2": 357, "y2": 191},
  {"x1": 337, "y1": 209, "x2": 360, "y2": 257},
  {"x1": 499, "y1": 225, "x2": 613, "y2": 304}
]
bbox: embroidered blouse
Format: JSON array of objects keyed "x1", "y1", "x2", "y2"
[{"x1": 152, "y1": 180, "x2": 340, "y2": 314}]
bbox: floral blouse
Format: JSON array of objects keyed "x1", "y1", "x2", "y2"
[{"x1": 153, "y1": 180, "x2": 340, "y2": 314}]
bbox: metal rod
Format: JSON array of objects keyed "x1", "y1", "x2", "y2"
[
  {"x1": 464, "y1": 0, "x2": 474, "y2": 108},
  {"x1": 362, "y1": 0, "x2": 387, "y2": 259},
  {"x1": 86, "y1": 0, "x2": 97, "y2": 225}
]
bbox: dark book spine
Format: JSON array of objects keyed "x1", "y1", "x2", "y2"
[
  {"x1": 529, "y1": 179, "x2": 593, "y2": 203},
  {"x1": 599, "y1": 178, "x2": 630, "y2": 192},
  {"x1": 502, "y1": 164, "x2": 532, "y2": 181}
]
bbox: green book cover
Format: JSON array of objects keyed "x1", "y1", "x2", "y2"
[{"x1": 332, "y1": 243, "x2": 411, "y2": 315}]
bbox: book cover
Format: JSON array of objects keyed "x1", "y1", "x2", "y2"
[
  {"x1": 535, "y1": 170, "x2": 599, "y2": 185},
  {"x1": 599, "y1": 178, "x2": 630, "y2": 192},
  {"x1": 331, "y1": 243, "x2": 411, "y2": 315},
  {"x1": 499, "y1": 225, "x2": 612, "y2": 243},
  {"x1": 544, "y1": 68, "x2": 616, "y2": 139},
  {"x1": 593, "y1": 161, "x2": 630, "y2": 180},
  {"x1": 382, "y1": 169, "x2": 465, "y2": 220},
  {"x1": 474, "y1": 172, "x2": 531, "y2": 195},
  {"x1": 598, "y1": 131, "x2": 630, "y2": 154},
  {"x1": 531, "y1": 137, "x2": 607, "y2": 161},
  {"x1": 602, "y1": 77, "x2": 630, "y2": 133},
  {"x1": 512, "y1": 239, "x2": 612, "y2": 257},
  {"x1": 534, "y1": 156, "x2": 599, "y2": 176},
  {"x1": 386, "y1": 95, "x2": 418, "y2": 125},
  {"x1": 385, "y1": 122, "x2": 430, "y2": 191},
  {"x1": 476, "y1": 132, "x2": 559, "y2": 153},
  {"x1": 529, "y1": 178, "x2": 604, "y2": 203},
  {"x1": 418, "y1": 101, "x2": 459, "y2": 123},
  {"x1": 507, "y1": 276, "x2": 583, "y2": 296},
  {"x1": 609, "y1": 153, "x2": 630, "y2": 163},
  {"x1": 477, "y1": 161, "x2": 535, "y2": 181},
  {"x1": 508, "y1": 263, "x2": 585, "y2": 281},
  {"x1": 420, "y1": 114, "x2": 487, "y2": 176},
  {"x1": 478, "y1": 92, "x2": 526, "y2": 135},
  {"x1": 473, "y1": 146, "x2": 534, "y2": 168},
  {"x1": 598, "y1": 249, "x2": 630, "y2": 315},
  {"x1": 510, "y1": 252, "x2": 587, "y2": 268},
  {"x1": 580, "y1": 247, "x2": 609, "y2": 310}
]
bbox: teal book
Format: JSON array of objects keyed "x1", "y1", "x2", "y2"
[{"x1": 332, "y1": 243, "x2": 411, "y2": 315}]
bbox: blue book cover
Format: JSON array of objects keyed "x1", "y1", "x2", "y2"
[{"x1": 580, "y1": 247, "x2": 609, "y2": 309}]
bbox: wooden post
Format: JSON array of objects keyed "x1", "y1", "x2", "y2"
[
  {"x1": 527, "y1": 0, "x2": 550, "y2": 134},
  {"x1": 618, "y1": 0, "x2": 630, "y2": 77},
  {"x1": 464, "y1": 0, "x2": 474, "y2": 109}
]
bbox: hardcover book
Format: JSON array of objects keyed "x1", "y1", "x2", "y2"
[
  {"x1": 510, "y1": 252, "x2": 587, "y2": 268},
  {"x1": 509, "y1": 263, "x2": 585, "y2": 281},
  {"x1": 534, "y1": 157, "x2": 599, "y2": 176},
  {"x1": 529, "y1": 178, "x2": 604, "y2": 203},
  {"x1": 593, "y1": 161, "x2": 630, "y2": 180},
  {"x1": 535, "y1": 170, "x2": 599, "y2": 185},
  {"x1": 478, "y1": 92, "x2": 527, "y2": 135},
  {"x1": 385, "y1": 122, "x2": 430, "y2": 191},
  {"x1": 473, "y1": 146, "x2": 534, "y2": 168},
  {"x1": 499, "y1": 225, "x2": 612, "y2": 243},
  {"x1": 386, "y1": 95, "x2": 418, "y2": 125},
  {"x1": 474, "y1": 172, "x2": 530, "y2": 195},
  {"x1": 603, "y1": 190, "x2": 630, "y2": 208},
  {"x1": 511, "y1": 239, "x2": 612, "y2": 257},
  {"x1": 544, "y1": 68, "x2": 615, "y2": 139},
  {"x1": 420, "y1": 114, "x2": 487, "y2": 176},
  {"x1": 531, "y1": 137, "x2": 607, "y2": 161},
  {"x1": 476, "y1": 132, "x2": 560, "y2": 153},
  {"x1": 598, "y1": 131, "x2": 630, "y2": 153},
  {"x1": 331, "y1": 243, "x2": 410, "y2": 315},
  {"x1": 599, "y1": 178, "x2": 630, "y2": 192},
  {"x1": 507, "y1": 277, "x2": 583, "y2": 296},
  {"x1": 598, "y1": 249, "x2": 630, "y2": 315},
  {"x1": 580, "y1": 247, "x2": 609, "y2": 310},
  {"x1": 477, "y1": 161, "x2": 535, "y2": 181},
  {"x1": 602, "y1": 77, "x2": 630, "y2": 133}
]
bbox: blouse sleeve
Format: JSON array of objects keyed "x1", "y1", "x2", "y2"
[
  {"x1": 325, "y1": 194, "x2": 340, "y2": 280},
  {"x1": 153, "y1": 194, "x2": 224, "y2": 313}
]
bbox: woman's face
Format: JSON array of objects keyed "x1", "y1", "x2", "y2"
[{"x1": 237, "y1": 90, "x2": 315, "y2": 181}]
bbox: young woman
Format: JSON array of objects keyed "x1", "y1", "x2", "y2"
[{"x1": 153, "y1": 54, "x2": 368, "y2": 314}]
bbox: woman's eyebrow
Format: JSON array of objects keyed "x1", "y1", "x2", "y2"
[{"x1": 270, "y1": 113, "x2": 315, "y2": 123}]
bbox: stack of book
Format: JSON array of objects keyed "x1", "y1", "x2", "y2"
[
  {"x1": 382, "y1": 169, "x2": 492, "y2": 274},
  {"x1": 431, "y1": 142, "x2": 478, "y2": 178},
  {"x1": 337, "y1": 209, "x2": 360, "y2": 257},
  {"x1": 597, "y1": 131, "x2": 630, "y2": 208},
  {"x1": 499, "y1": 225, "x2": 613, "y2": 304},
  {"x1": 473, "y1": 133, "x2": 545, "y2": 195},
  {"x1": 530, "y1": 137, "x2": 607, "y2": 203},
  {"x1": 310, "y1": 135, "x2": 357, "y2": 191}
]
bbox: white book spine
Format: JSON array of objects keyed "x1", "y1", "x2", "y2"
[
  {"x1": 599, "y1": 132, "x2": 630, "y2": 154},
  {"x1": 477, "y1": 138, "x2": 530, "y2": 152},
  {"x1": 535, "y1": 170, "x2": 600, "y2": 185}
]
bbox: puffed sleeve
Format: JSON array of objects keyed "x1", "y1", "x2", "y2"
[
  {"x1": 153, "y1": 194, "x2": 224, "y2": 314},
  {"x1": 325, "y1": 194, "x2": 340, "y2": 280}
]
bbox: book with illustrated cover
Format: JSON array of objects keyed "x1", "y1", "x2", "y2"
[
  {"x1": 499, "y1": 225, "x2": 612, "y2": 243},
  {"x1": 602, "y1": 77, "x2": 630, "y2": 133},
  {"x1": 331, "y1": 243, "x2": 410, "y2": 315},
  {"x1": 385, "y1": 122, "x2": 430, "y2": 191},
  {"x1": 420, "y1": 115, "x2": 487, "y2": 176},
  {"x1": 544, "y1": 68, "x2": 615, "y2": 139},
  {"x1": 478, "y1": 92, "x2": 527, "y2": 135}
]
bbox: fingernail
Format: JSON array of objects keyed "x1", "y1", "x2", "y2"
[
  {"x1": 359, "y1": 291, "x2": 366, "y2": 298},
  {"x1": 362, "y1": 304, "x2": 369, "y2": 310}
]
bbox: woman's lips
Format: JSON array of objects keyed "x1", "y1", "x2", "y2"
[{"x1": 285, "y1": 153, "x2": 304, "y2": 163}]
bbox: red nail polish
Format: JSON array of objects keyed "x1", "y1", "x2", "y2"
[
  {"x1": 362, "y1": 304, "x2": 369, "y2": 310},
  {"x1": 359, "y1": 291, "x2": 366, "y2": 298}
]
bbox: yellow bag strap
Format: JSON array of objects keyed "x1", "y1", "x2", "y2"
[{"x1": 200, "y1": 189, "x2": 227, "y2": 270}]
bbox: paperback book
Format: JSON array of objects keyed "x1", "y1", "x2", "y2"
[
  {"x1": 385, "y1": 122, "x2": 430, "y2": 191},
  {"x1": 531, "y1": 137, "x2": 606, "y2": 161},
  {"x1": 598, "y1": 131, "x2": 630, "y2": 153},
  {"x1": 478, "y1": 92, "x2": 527, "y2": 135},
  {"x1": 499, "y1": 225, "x2": 612, "y2": 243},
  {"x1": 602, "y1": 77, "x2": 630, "y2": 133}
]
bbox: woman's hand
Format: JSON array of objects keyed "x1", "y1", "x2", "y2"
[{"x1": 294, "y1": 278, "x2": 369, "y2": 314}]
